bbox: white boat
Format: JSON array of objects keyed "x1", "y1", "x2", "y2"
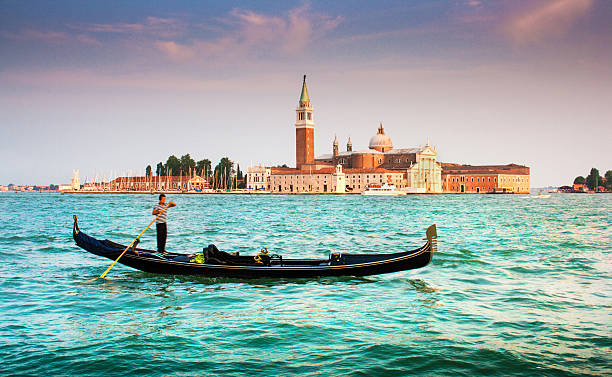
[{"x1": 361, "y1": 183, "x2": 407, "y2": 196}]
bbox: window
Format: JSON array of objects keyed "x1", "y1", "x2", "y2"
[{"x1": 307, "y1": 113, "x2": 312, "y2": 120}]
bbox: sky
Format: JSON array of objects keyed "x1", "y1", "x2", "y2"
[{"x1": 1, "y1": 0, "x2": 611, "y2": 187}]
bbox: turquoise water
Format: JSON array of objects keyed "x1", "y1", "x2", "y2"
[{"x1": 0, "y1": 192, "x2": 610, "y2": 376}]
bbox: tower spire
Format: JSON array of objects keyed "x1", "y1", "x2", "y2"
[
  {"x1": 333, "y1": 134, "x2": 339, "y2": 156},
  {"x1": 299, "y1": 75, "x2": 310, "y2": 105}
]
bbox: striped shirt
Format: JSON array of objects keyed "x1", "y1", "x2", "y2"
[{"x1": 154, "y1": 203, "x2": 168, "y2": 224}]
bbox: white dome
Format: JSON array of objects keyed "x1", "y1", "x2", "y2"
[{"x1": 369, "y1": 124, "x2": 393, "y2": 151}]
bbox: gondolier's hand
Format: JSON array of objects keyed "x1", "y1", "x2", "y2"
[{"x1": 169, "y1": 201, "x2": 177, "y2": 207}]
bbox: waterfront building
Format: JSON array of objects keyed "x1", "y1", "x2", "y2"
[
  {"x1": 573, "y1": 183, "x2": 588, "y2": 192},
  {"x1": 109, "y1": 174, "x2": 210, "y2": 191},
  {"x1": 441, "y1": 163, "x2": 530, "y2": 194},
  {"x1": 246, "y1": 166, "x2": 271, "y2": 191},
  {"x1": 58, "y1": 184, "x2": 73, "y2": 192}
]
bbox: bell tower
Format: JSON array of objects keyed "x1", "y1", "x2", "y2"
[
  {"x1": 295, "y1": 75, "x2": 315, "y2": 169},
  {"x1": 333, "y1": 135, "x2": 339, "y2": 156}
]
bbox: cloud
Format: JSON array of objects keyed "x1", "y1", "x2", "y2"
[
  {"x1": 154, "y1": 5, "x2": 342, "y2": 62},
  {"x1": 68, "y1": 16, "x2": 185, "y2": 38},
  {"x1": 155, "y1": 41, "x2": 195, "y2": 61},
  {"x1": 1, "y1": 28, "x2": 101, "y2": 45},
  {"x1": 504, "y1": 0, "x2": 593, "y2": 46}
]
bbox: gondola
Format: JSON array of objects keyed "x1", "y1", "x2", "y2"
[{"x1": 72, "y1": 216, "x2": 437, "y2": 279}]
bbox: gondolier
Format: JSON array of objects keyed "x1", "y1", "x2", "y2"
[{"x1": 153, "y1": 194, "x2": 176, "y2": 253}]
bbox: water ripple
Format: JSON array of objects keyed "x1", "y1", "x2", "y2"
[{"x1": 0, "y1": 192, "x2": 610, "y2": 376}]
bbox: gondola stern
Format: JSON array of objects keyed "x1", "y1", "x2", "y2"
[
  {"x1": 72, "y1": 215, "x2": 122, "y2": 259},
  {"x1": 73, "y1": 215, "x2": 80, "y2": 240},
  {"x1": 426, "y1": 224, "x2": 437, "y2": 253}
]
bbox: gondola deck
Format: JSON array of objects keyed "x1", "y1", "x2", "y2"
[{"x1": 72, "y1": 216, "x2": 437, "y2": 278}]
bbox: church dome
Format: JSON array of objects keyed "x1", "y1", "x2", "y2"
[{"x1": 369, "y1": 123, "x2": 393, "y2": 152}]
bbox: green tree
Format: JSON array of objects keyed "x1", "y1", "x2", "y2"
[
  {"x1": 236, "y1": 163, "x2": 243, "y2": 180},
  {"x1": 156, "y1": 162, "x2": 164, "y2": 176},
  {"x1": 605, "y1": 170, "x2": 612, "y2": 190},
  {"x1": 166, "y1": 155, "x2": 181, "y2": 176},
  {"x1": 236, "y1": 164, "x2": 246, "y2": 188},
  {"x1": 213, "y1": 157, "x2": 234, "y2": 189},
  {"x1": 145, "y1": 165, "x2": 152, "y2": 177},
  {"x1": 586, "y1": 168, "x2": 600, "y2": 189},
  {"x1": 196, "y1": 159, "x2": 211, "y2": 177},
  {"x1": 573, "y1": 176, "x2": 585, "y2": 185},
  {"x1": 180, "y1": 154, "x2": 196, "y2": 176}
]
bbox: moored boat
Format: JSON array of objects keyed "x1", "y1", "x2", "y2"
[
  {"x1": 361, "y1": 183, "x2": 407, "y2": 196},
  {"x1": 72, "y1": 216, "x2": 436, "y2": 279}
]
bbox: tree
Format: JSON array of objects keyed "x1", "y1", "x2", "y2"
[
  {"x1": 213, "y1": 157, "x2": 234, "y2": 189},
  {"x1": 145, "y1": 165, "x2": 152, "y2": 177},
  {"x1": 180, "y1": 154, "x2": 196, "y2": 176},
  {"x1": 586, "y1": 168, "x2": 600, "y2": 190},
  {"x1": 573, "y1": 176, "x2": 585, "y2": 185},
  {"x1": 605, "y1": 170, "x2": 612, "y2": 190},
  {"x1": 166, "y1": 155, "x2": 181, "y2": 176},
  {"x1": 236, "y1": 164, "x2": 246, "y2": 188},
  {"x1": 236, "y1": 164, "x2": 243, "y2": 180},
  {"x1": 196, "y1": 159, "x2": 211, "y2": 177},
  {"x1": 156, "y1": 162, "x2": 164, "y2": 176}
]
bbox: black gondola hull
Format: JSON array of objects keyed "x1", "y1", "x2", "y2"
[{"x1": 72, "y1": 217, "x2": 436, "y2": 279}]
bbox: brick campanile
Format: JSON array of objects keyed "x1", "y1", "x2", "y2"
[{"x1": 295, "y1": 75, "x2": 315, "y2": 169}]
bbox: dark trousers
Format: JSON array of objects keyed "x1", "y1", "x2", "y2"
[{"x1": 156, "y1": 223, "x2": 167, "y2": 253}]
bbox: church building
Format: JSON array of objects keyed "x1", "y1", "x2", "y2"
[{"x1": 247, "y1": 76, "x2": 443, "y2": 193}]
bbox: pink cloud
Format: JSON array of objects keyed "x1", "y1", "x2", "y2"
[
  {"x1": 155, "y1": 41, "x2": 195, "y2": 61},
  {"x1": 68, "y1": 16, "x2": 185, "y2": 38},
  {"x1": 504, "y1": 0, "x2": 593, "y2": 46},
  {"x1": 154, "y1": 5, "x2": 342, "y2": 62}
]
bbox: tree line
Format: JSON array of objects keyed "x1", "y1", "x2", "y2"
[
  {"x1": 145, "y1": 154, "x2": 245, "y2": 189},
  {"x1": 573, "y1": 168, "x2": 612, "y2": 190}
]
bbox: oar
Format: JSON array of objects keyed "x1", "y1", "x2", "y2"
[{"x1": 97, "y1": 203, "x2": 171, "y2": 279}]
